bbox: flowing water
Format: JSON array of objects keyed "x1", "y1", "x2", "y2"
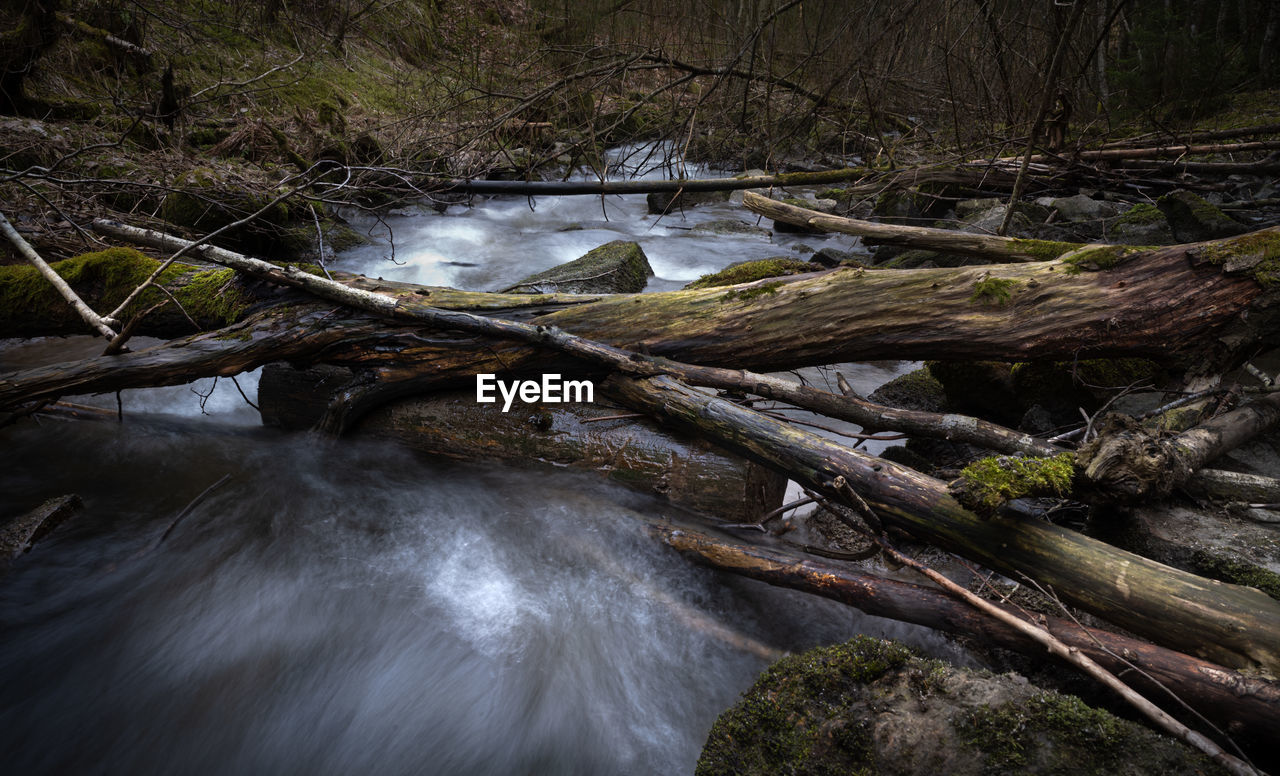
[{"x1": 0, "y1": 147, "x2": 964, "y2": 774}]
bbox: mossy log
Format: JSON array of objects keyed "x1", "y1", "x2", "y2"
[
  {"x1": 7, "y1": 220, "x2": 1280, "y2": 423},
  {"x1": 89, "y1": 218, "x2": 1280, "y2": 377},
  {"x1": 609, "y1": 374, "x2": 1280, "y2": 673}
]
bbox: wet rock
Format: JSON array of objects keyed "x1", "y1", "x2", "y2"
[
  {"x1": 1157, "y1": 189, "x2": 1248, "y2": 242},
  {"x1": 690, "y1": 219, "x2": 771, "y2": 237},
  {"x1": 868, "y1": 368, "x2": 948, "y2": 413},
  {"x1": 646, "y1": 189, "x2": 730, "y2": 214},
  {"x1": 502, "y1": 240, "x2": 653, "y2": 293},
  {"x1": 1047, "y1": 193, "x2": 1125, "y2": 223},
  {"x1": 697, "y1": 636, "x2": 1219, "y2": 776},
  {"x1": 955, "y1": 197, "x2": 1005, "y2": 219},
  {"x1": 811, "y1": 246, "x2": 858, "y2": 267},
  {"x1": 1102, "y1": 502, "x2": 1280, "y2": 605},
  {"x1": 1109, "y1": 202, "x2": 1175, "y2": 245}
]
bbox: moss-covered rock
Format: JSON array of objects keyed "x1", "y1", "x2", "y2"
[
  {"x1": 159, "y1": 167, "x2": 307, "y2": 258},
  {"x1": 685, "y1": 258, "x2": 818, "y2": 289},
  {"x1": 869, "y1": 368, "x2": 948, "y2": 413},
  {"x1": 1157, "y1": 190, "x2": 1246, "y2": 243},
  {"x1": 1111, "y1": 202, "x2": 1175, "y2": 245},
  {"x1": 697, "y1": 636, "x2": 1220, "y2": 776},
  {"x1": 503, "y1": 240, "x2": 653, "y2": 293}
]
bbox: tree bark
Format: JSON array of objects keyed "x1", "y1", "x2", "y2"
[{"x1": 608, "y1": 374, "x2": 1280, "y2": 673}]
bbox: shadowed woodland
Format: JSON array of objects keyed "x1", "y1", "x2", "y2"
[{"x1": 4, "y1": 1, "x2": 1280, "y2": 774}]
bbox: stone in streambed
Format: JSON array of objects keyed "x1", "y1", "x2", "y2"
[
  {"x1": 502, "y1": 240, "x2": 653, "y2": 294},
  {"x1": 697, "y1": 636, "x2": 1221, "y2": 776}
]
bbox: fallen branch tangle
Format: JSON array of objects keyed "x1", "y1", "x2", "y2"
[{"x1": 7, "y1": 217, "x2": 1280, "y2": 755}]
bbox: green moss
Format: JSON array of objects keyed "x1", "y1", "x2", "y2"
[
  {"x1": 179, "y1": 267, "x2": 254, "y2": 325},
  {"x1": 1008, "y1": 239, "x2": 1079, "y2": 261},
  {"x1": 953, "y1": 453, "x2": 1076, "y2": 515},
  {"x1": 962, "y1": 692, "x2": 1129, "y2": 774},
  {"x1": 1190, "y1": 550, "x2": 1280, "y2": 601},
  {"x1": 1191, "y1": 231, "x2": 1280, "y2": 287},
  {"x1": 697, "y1": 636, "x2": 913, "y2": 776},
  {"x1": 1061, "y1": 245, "x2": 1151, "y2": 273},
  {"x1": 720, "y1": 280, "x2": 784, "y2": 303},
  {"x1": 0, "y1": 248, "x2": 255, "y2": 335},
  {"x1": 1116, "y1": 202, "x2": 1165, "y2": 226},
  {"x1": 969, "y1": 277, "x2": 1018, "y2": 306},
  {"x1": 687, "y1": 259, "x2": 815, "y2": 289},
  {"x1": 505, "y1": 240, "x2": 652, "y2": 293}
]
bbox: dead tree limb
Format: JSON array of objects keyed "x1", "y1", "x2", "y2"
[
  {"x1": 609, "y1": 374, "x2": 1280, "y2": 673},
  {"x1": 742, "y1": 190, "x2": 1091, "y2": 261},
  {"x1": 1080, "y1": 392, "x2": 1280, "y2": 502},
  {"x1": 0, "y1": 210, "x2": 118, "y2": 339}
]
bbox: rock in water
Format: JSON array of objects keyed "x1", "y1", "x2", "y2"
[
  {"x1": 697, "y1": 636, "x2": 1223, "y2": 776},
  {"x1": 502, "y1": 240, "x2": 654, "y2": 294}
]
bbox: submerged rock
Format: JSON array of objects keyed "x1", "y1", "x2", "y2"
[
  {"x1": 647, "y1": 188, "x2": 731, "y2": 214},
  {"x1": 697, "y1": 636, "x2": 1222, "y2": 776},
  {"x1": 502, "y1": 240, "x2": 653, "y2": 293},
  {"x1": 1047, "y1": 193, "x2": 1125, "y2": 223}
]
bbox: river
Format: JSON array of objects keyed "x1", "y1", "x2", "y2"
[{"x1": 0, "y1": 145, "x2": 966, "y2": 774}]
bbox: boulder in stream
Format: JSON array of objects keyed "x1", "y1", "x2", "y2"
[
  {"x1": 697, "y1": 636, "x2": 1222, "y2": 776},
  {"x1": 647, "y1": 189, "x2": 731, "y2": 214},
  {"x1": 502, "y1": 240, "x2": 654, "y2": 294}
]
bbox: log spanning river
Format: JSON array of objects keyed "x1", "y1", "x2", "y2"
[{"x1": 0, "y1": 146, "x2": 965, "y2": 774}]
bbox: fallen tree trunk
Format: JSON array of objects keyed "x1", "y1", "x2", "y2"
[
  {"x1": 11, "y1": 221, "x2": 1280, "y2": 675},
  {"x1": 608, "y1": 374, "x2": 1280, "y2": 673},
  {"x1": 977, "y1": 140, "x2": 1280, "y2": 165},
  {"x1": 742, "y1": 190, "x2": 1089, "y2": 261},
  {"x1": 5, "y1": 220, "x2": 1280, "y2": 424},
  {"x1": 88, "y1": 219, "x2": 1280, "y2": 374},
  {"x1": 416, "y1": 167, "x2": 874, "y2": 197},
  {"x1": 650, "y1": 520, "x2": 1280, "y2": 740}
]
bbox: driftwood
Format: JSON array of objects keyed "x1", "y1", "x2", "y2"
[{"x1": 1, "y1": 494, "x2": 82, "y2": 559}]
